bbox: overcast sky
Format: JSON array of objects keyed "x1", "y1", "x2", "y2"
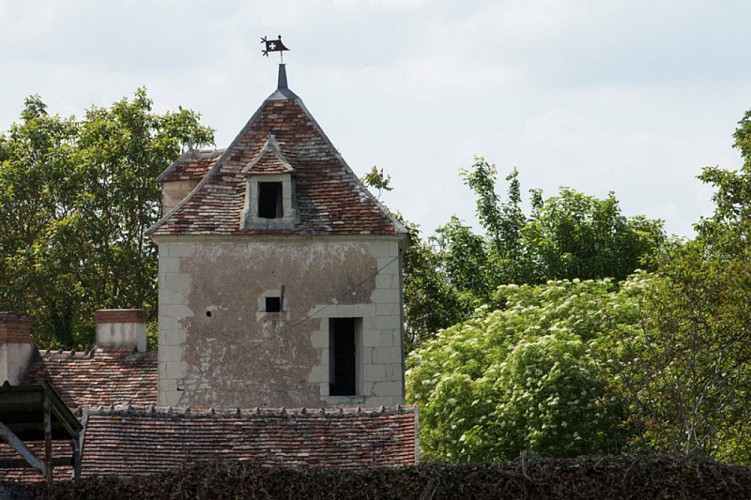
[{"x1": 1, "y1": 0, "x2": 749, "y2": 238}]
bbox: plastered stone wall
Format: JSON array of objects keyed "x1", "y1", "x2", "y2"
[
  {"x1": 162, "y1": 180, "x2": 199, "y2": 214},
  {"x1": 0, "y1": 313, "x2": 33, "y2": 385},
  {"x1": 95, "y1": 309, "x2": 148, "y2": 352},
  {"x1": 156, "y1": 235, "x2": 404, "y2": 409},
  {"x1": 0, "y1": 344, "x2": 33, "y2": 385}
]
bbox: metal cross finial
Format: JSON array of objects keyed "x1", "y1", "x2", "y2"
[{"x1": 261, "y1": 35, "x2": 290, "y2": 63}]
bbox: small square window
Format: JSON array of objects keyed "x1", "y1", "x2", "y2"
[{"x1": 265, "y1": 296, "x2": 281, "y2": 313}]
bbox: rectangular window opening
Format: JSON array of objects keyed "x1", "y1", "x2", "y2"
[
  {"x1": 265, "y1": 296, "x2": 281, "y2": 313},
  {"x1": 258, "y1": 182, "x2": 283, "y2": 219},
  {"x1": 329, "y1": 318, "x2": 358, "y2": 396}
]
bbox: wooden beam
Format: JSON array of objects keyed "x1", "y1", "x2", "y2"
[
  {"x1": 0, "y1": 421, "x2": 45, "y2": 475},
  {"x1": 43, "y1": 390, "x2": 52, "y2": 484}
]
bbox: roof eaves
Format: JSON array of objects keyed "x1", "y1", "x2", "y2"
[{"x1": 87, "y1": 404, "x2": 417, "y2": 419}]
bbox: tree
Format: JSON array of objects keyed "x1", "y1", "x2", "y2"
[
  {"x1": 392, "y1": 215, "x2": 463, "y2": 352},
  {"x1": 407, "y1": 109, "x2": 751, "y2": 464},
  {"x1": 461, "y1": 159, "x2": 526, "y2": 258},
  {"x1": 519, "y1": 189, "x2": 664, "y2": 283},
  {"x1": 0, "y1": 96, "x2": 82, "y2": 346},
  {"x1": 607, "y1": 110, "x2": 751, "y2": 463},
  {"x1": 607, "y1": 254, "x2": 751, "y2": 463},
  {"x1": 460, "y1": 157, "x2": 664, "y2": 287},
  {"x1": 406, "y1": 278, "x2": 639, "y2": 462},
  {"x1": 0, "y1": 90, "x2": 213, "y2": 347},
  {"x1": 433, "y1": 216, "x2": 494, "y2": 309},
  {"x1": 406, "y1": 158, "x2": 665, "y2": 347}
]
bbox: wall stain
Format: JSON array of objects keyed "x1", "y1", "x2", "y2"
[{"x1": 178, "y1": 241, "x2": 377, "y2": 408}]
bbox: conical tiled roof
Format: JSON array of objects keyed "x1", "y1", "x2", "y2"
[{"x1": 147, "y1": 66, "x2": 405, "y2": 237}]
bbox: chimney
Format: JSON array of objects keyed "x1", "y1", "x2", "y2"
[
  {"x1": 95, "y1": 309, "x2": 148, "y2": 352},
  {"x1": 0, "y1": 312, "x2": 34, "y2": 385}
]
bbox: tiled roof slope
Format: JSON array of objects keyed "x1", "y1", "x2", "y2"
[
  {"x1": 0, "y1": 442, "x2": 74, "y2": 483},
  {"x1": 81, "y1": 405, "x2": 418, "y2": 476},
  {"x1": 156, "y1": 148, "x2": 224, "y2": 182},
  {"x1": 242, "y1": 135, "x2": 295, "y2": 175},
  {"x1": 22, "y1": 348, "x2": 157, "y2": 412},
  {"x1": 148, "y1": 71, "x2": 405, "y2": 237}
]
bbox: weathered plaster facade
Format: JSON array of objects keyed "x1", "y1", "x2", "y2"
[{"x1": 156, "y1": 236, "x2": 404, "y2": 408}]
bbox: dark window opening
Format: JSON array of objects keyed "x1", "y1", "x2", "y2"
[
  {"x1": 265, "y1": 296, "x2": 281, "y2": 313},
  {"x1": 329, "y1": 318, "x2": 357, "y2": 396},
  {"x1": 258, "y1": 182, "x2": 283, "y2": 219}
]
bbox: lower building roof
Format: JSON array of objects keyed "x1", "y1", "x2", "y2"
[
  {"x1": 81, "y1": 405, "x2": 418, "y2": 477},
  {"x1": 22, "y1": 348, "x2": 158, "y2": 412}
]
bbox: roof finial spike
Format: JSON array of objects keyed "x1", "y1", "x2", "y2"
[{"x1": 278, "y1": 64, "x2": 288, "y2": 90}]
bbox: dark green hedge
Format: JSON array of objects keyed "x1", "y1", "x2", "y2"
[{"x1": 7, "y1": 455, "x2": 751, "y2": 499}]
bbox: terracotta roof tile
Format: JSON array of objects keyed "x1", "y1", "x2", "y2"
[
  {"x1": 81, "y1": 405, "x2": 418, "y2": 476},
  {"x1": 148, "y1": 89, "x2": 405, "y2": 237},
  {"x1": 0, "y1": 441, "x2": 76, "y2": 483},
  {"x1": 157, "y1": 148, "x2": 225, "y2": 183},
  {"x1": 242, "y1": 134, "x2": 295, "y2": 175},
  {"x1": 22, "y1": 348, "x2": 158, "y2": 412},
  {"x1": 0, "y1": 349, "x2": 157, "y2": 482}
]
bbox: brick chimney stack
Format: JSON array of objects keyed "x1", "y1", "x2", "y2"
[
  {"x1": 95, "y1": 309, "x2": 148, "y2": 352},
  {"x1": 0, "y1": 312, "x2": 34, "y2": 384}
]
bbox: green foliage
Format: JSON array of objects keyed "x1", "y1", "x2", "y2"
[
  {"x1": 459, "y1": 157, "x2": 665, "y2": 286},
  {"x1": 434, "y1": 216, "x2": 494, "y2": 307},
  {"x1": 607, "y1": 112, "x2": 751, "y2": 463},
  {"x1": 361, "y1": 165, "x2": 392, "y2": 199},
  {"x1": 610, "y1": 255, "x2": 751, "y2": 462},
  {"x1": 398, "y1": 215, "x2": 465, "y2": 352},
  {"x1": 519, "y1": 189, "x2": 664, "y2": 283},
  {"x1": 461, "y1": 160, "x2": 526, "y2": 260},
  {"x1": 0, "y1": 90, "x2": 213, "y2": 348},
  {"x1": 402, "y1": 157, "x2": 664, "y2": 349},
  {"x1": 406, "y1": 278, "x2": 641, "y2": 462},
  {"x1": 406, "y1": 107, "x2": 751, "y2": 465}
]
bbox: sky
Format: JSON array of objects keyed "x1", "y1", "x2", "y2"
[{"x1": 1, "y1": 0, "x2": 749, "y2": 238}]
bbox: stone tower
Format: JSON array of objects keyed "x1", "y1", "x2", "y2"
[{"x1": 148, "y1": 65, "x2": 408, "y2": 409}]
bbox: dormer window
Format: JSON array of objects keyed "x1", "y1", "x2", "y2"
[
  {"x1": 258, "y1": 182, "x2": 283, "y2": 218},
  {"x1": 241, "y1": 134, "x2": 297, "y2": 230}
]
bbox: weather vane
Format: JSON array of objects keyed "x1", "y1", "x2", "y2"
[{"x1": 261, "y1": 35, "x2": 290, "y2": 63}]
